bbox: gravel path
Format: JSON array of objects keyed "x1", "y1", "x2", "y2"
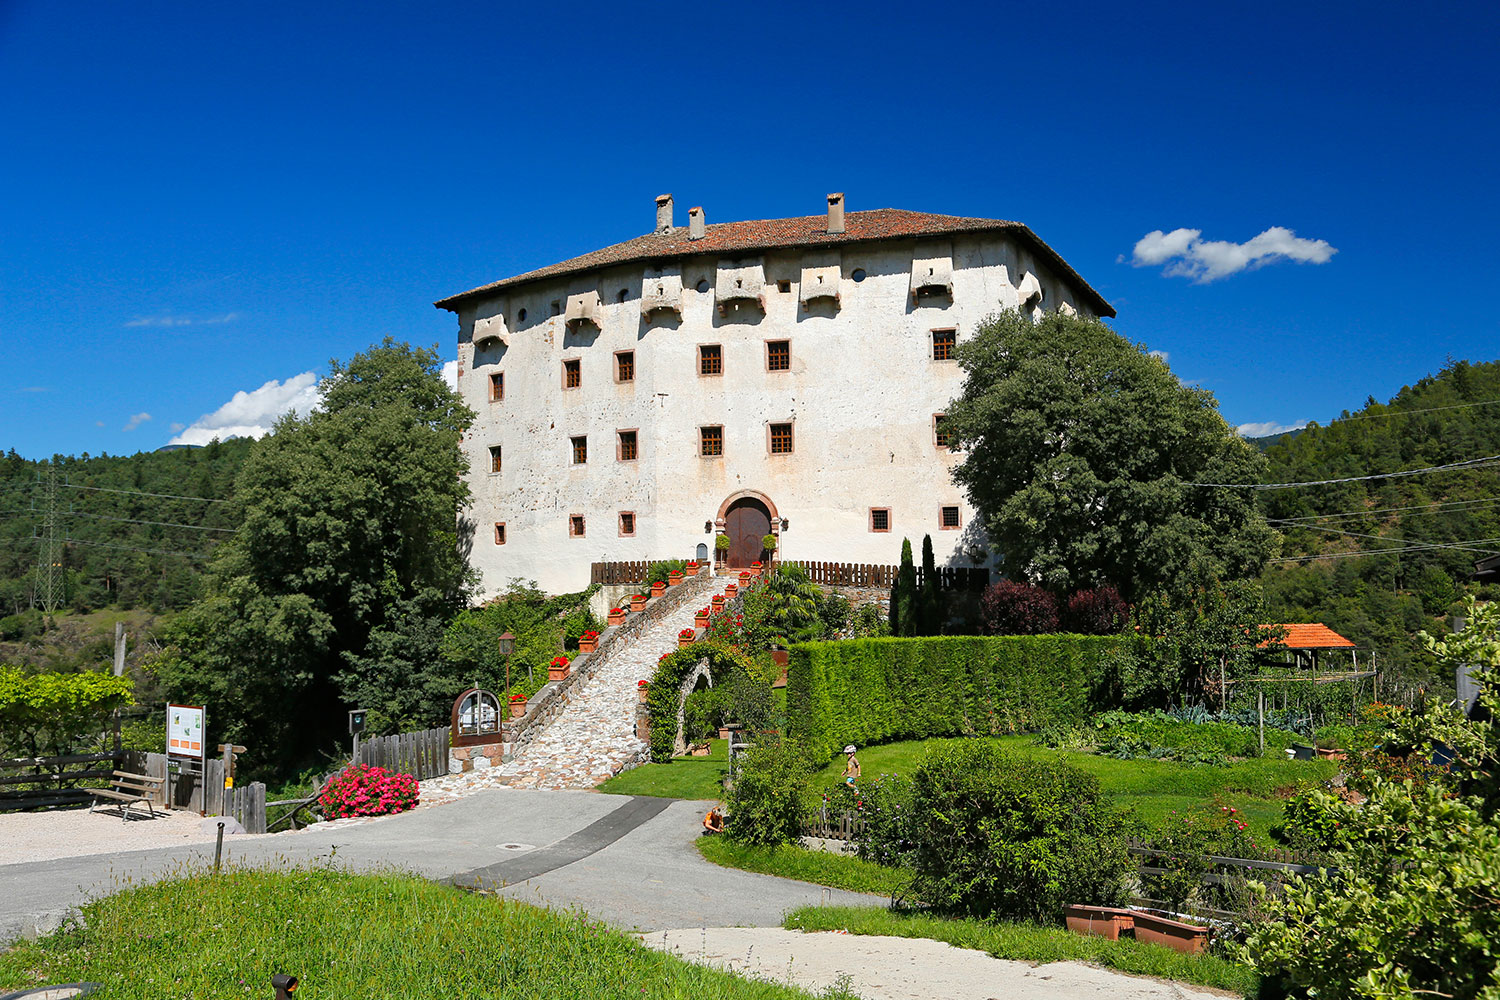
[
  {"x1": 424, "y1": 598, "x2": 703, "y2": 797},
  {"x1": 0, "y1": 806, "x2": 217, "y2": 866},
  {"x1": 639, "y1": 927, "x2": 1235, "y2": 1000}
]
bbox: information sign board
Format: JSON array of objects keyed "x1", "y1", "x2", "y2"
[{"x1": 167, "y1": 703, "x2": 206, "y2": 760}]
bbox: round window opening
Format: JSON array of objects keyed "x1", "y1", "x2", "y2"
[
  {"x1": 696, "y1": 279, "x2": 710, "y2": 293},
  {"x1": 851, "y1": 268, "x2": 867, "y2": 282},
  {"x1": 517, "y1": 308, "x2": 528, "y2": 322}
]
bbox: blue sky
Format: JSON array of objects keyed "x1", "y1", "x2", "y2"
[{"x1": 2, "y1": 0, "x2": 1497, "y2": 459}]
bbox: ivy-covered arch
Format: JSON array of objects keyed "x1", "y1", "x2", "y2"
[{"x1": 645, "y1": 642, "x2": 760, "y2": 763}]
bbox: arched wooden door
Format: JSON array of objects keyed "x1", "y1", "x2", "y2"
[{"x1": 725, "y1": 498, "x2": 771, "y2": 568}]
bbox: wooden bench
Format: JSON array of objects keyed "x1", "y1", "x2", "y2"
[{"x1": 89, "y1": 770, "x2": 166, "y2": 821}]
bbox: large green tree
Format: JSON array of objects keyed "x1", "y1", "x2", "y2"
[
  {"x1": 157, "y1": 340, "x2": 475, "y2": 778},
  {"x1": 945, "y1": 310, "x2": 1276, "y2": 601}
]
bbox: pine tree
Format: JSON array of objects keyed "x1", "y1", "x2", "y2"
[
  {"x1": 894, "y1": 538, "x2": 919, "y2": 637},
  {"x1": 920, "y1": 534, "x2": 942, "y2": 635}
]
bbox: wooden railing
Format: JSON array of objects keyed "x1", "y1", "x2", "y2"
[
  {"x1": 355, "y1": 726, "x2": 450, "y2": 781},
  {"x1": 781, "y1": 561, "x2": 990, "y2": 591},
  {"x1": 0, "y1": 751, "x2": 123, "y2": 812}
]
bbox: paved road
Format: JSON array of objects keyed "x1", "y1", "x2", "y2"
[{"x1": 0, "y1": 790, "x2": 881, "y2": 941}]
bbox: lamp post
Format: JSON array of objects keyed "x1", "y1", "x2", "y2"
[{"x1": 498, "y1": 631, "x2": 516, "y2": 703}]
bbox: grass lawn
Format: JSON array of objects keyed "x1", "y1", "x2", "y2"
[
  {"x1": 0, "y1": 866, "x2": 857, "y2": 1000},
  {"x1": 785, "y1": 906, "x2": 1259, "y2": 998},
  {"x1": 696, "y1": 836, "x2": 907, "y2": 897},
  {"x1": 599, "y1": 738, "x2": 729, "y2": 799}
]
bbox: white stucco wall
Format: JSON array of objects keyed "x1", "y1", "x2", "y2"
[{"x1": 452, "y1": 233, "x2": 1094, "y2": 597}]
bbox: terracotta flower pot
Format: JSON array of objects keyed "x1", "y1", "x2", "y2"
[
  {"x1": 686, "y1": 562, "x2": 699, "y2": 575},
  {"x1": 509, "y1": 699, "x2": 526, "y2": 719},
  {"x1": 637, "y1": 683, "x2": 649, "y2": 703},
  {"x1": 607, "y1": 610, "x2": 625, "y2": 627},
  {"x1": 738, "y1": 571, "x2": 752, "y2": 585},
  {"x1": 678, "y1": 634, "x2": 695, "y2": 648},
  {"x1": 578, "y1": 638, "x2": 597, "y2": 654},
  {"x1": 724, "y1": 583, "x2": 738, "y2": 598},
  {"x1": 630, "y1": 595, "x2": 647, "y2": 612},
  {"x1": 548, "y1": 663, "x2": 571, "y2": 682},
  {"x1": 1131, "y1": 912, "x2": 1209, "y2": 954},
  {"x1": 652, "y1": 581, "x2": 666, "y2": 597},
  {"x1": 668, "y1": 571, "x2": 683, "y2": 587},
  {"x1": 1064, "y1": 905, "x2": 1134, "y2": 941},
  {"x1": 695, "y1": 613, "x2": 710, "y2": 628}
]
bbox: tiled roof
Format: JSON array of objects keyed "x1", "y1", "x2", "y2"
[
  {"x1": 434, "y1": 208, "x2": 1115, "y2": 317},
  {"x1": 1258, "y1": 623, "x2": 1357, "y2": 649}
]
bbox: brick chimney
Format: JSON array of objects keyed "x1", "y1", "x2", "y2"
[
  {"x1": 689, "y1": 206, "x2": 706, "y2": 241},
  {"x1": 655, "y1": 193, "x2": 674, "y2": 232},
  {"x1": 827, "y1": 192, "x2": 845, "y2": 235}
]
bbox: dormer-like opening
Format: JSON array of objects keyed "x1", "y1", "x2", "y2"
[
  {"x1": 564, "y1": 289, "x2": 604, "y2": 331},
  {"x1": 472, "y1": 298, "x2": 509, "y2": 347},
  {"x1": 799, "y1": 251, "x2": 841, "y2": 309},
  {"x1": 715, "y1": 258, "x2": 766, "y2": 316},
  {"x1": 640, "y1": 264, "x2": 684, "y2": 319},
  {"x1": 910, "y1": 242, "x2": 954, "y2": 303}
]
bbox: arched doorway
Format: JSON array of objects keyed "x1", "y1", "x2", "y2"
[{"x1": 723, "y1": 496, "x2": 771, "y2": 568}]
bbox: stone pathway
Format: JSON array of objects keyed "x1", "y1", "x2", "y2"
[{"x1": 423, "y1": 597, "x2": 703, "y2": 800}]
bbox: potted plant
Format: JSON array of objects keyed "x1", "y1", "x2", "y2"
[
  {"x1": 508, "y1": 692, "x2": 527, "y2": 719},
  {"x1": 668, "y1": 569, "x2": 684, "y2": 587},
  {"x1": 686, "y1": 560, "x2": 700, "y2": 577},
  {"x1": 637, "y1": 679, "x2": 649, "y2": 703},
  {"x1": 548, "y1": 655, "x2": 571, "y2": 682},
  {"x1": 630, "y1": 593, "x2": 648, "y2": 612},
  {"x1": 738, "y1": 570, "x2": 752, "y2": 586},
  {"x1": 724, "y1": 582, "x2": 738, "y2": 599},
  {"x1": 607, "y1": 606, "x2": 626, "y2": 627},
  {"x1": 578, "y1": 629, "x2": 599, "y2": 654},
  {"x1": 762, "y1": 534, "x2": 777, "y2": 556},
  {"x1": 714, "y1": 535, "x2": 730, "y2": 570},
  {"x1": 678, "y1": 627, "x2": 697, "y2": 648},
  {"x1": 711, "y1": 594, "x2": 726, "y2": 611},
  {"x1": 695, "y1": 607, "x2": 710, "y2": 628},
  {"x1": 651, "y1": 579, "x2": 666, "y2": 598}
]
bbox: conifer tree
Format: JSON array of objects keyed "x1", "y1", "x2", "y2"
[{"x1": 920, "y1": 534, "x2": 942, "y2": 635}]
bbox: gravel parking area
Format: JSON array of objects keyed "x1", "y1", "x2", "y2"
[{"x1": 0, "y1": 805, "x2": 220, "y2": 865}]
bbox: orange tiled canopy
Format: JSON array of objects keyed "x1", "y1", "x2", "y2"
[{"x1": 1259, "y1": 623, "x2": 1357, "y2": 650}]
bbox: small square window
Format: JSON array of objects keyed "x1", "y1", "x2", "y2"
[
  {"x1": 563, "y1": 359, "x2": 581, "y2": 388},
  {"x1": 618, "y1": 430, "x2": 638, "y2": 461},
  {"x1": 940, "y1": 505, "x2": 962, "y2": 530},
  {"x1": 770, "y1": 422, "x2": 794, "y2": 455},
  {"x1": 619, "y1": 511, "x2": 636, "y2": 536},
  {"x1": 488, "y1": 445, "x2": 502, "y2": 473},
  {"x1": 869, "y1": 508, "x2": 891, "y2": 532},
  {"x1": 494, "y1": 522, "x2": 506, "y2": 545},
  {"x1": 767, "y1": 340, "x2": 790, "y2": 372},
  {"x1": 934, "y1": 413, "x2": 950, "y2": 449},
  {"x1": 551, "y1": 300, "x2": 562, "y2": 317},
  {"x1": 571, "y1": 436, "x2": 587, "y2": 464},
  {"x1": 698, "y1": 344, "x2": 723, "y2": 376},
  {"x1": 700, "y1": 426, "x2": 723, "y2": 457},
  {"x1": 932, "y1": 329, "x2": 956, "y2": 361},
  {"x1": 569, "y1": 514, "x2": 586, "y2": 537},
  {"x1": 489, "y1": 372, "x2": 504, "y2": 401},
  {"x1": 776, "y1": 279, "x2": 791, "y2": 293},
  {"x1": 616, "y1": 351, "x2": 635, "y2": 382}
]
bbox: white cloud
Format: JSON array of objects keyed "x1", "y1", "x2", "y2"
[
  {"x1": 95, "y1": 420, "x2": 105, "y2": 427},
  {"x1": 170, "y1": 422, "x2": 186, "y2": 432},
  {"x1": 1237, "y1": 420, "x2": 1309, "y2": 438},
  {"x1": 169, "y1": 372, "x2": 319, "y2": 446},
  {"x1": 1148, "y1": 349, "x2": 1170, "y2": 363},
  {"x1": 1127, "y1": 227, "x2": 1337, "y2": 282},
  {"x1": 441, "y1": 360, "x2": 458, "y2": 391},
  {"x1": 125, "y1": 313, "x2": 240, "y2": 328},
  {"x1": 122, "y1": 412, "x2": 152, "y2": 431}
]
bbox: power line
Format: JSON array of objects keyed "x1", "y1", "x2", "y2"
[
  {"x1": 1276, "y1": 522, "x2": 1500, "y2": 557},
  {"x1": 59, "y1": 537, "x2": 216, "y2": 560},
  {"x1": 1194, "y1": 454, "x2": 1500, "y2": 490},
  {"x1": 1268, "y1": 535, "x2": 1500, "y2": 564},
  {"x1": 1268, "y1": 496, "x2": 1500, "y2": 524},
  {"x1": 1326, "y1": 396, "x2": 1500, "y2": 423},
  {"x1": 58, "y1": 482, "x2": 229, "y2": 504},
  {"x1": 63, "y1": 511, "x2": 239, "y2": 533}
]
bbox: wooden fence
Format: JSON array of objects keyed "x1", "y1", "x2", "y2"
[
  {"x1": 355, "y1": 726, "x2": 450, "y2": 781},
  {"x1": 783, "y1": 561, "x2": 990, "y2": 591},
  {"x1": 804, "y1": 803, "x2": 869, "y2": 842},
  {"x1": 0, "y1": 751, "x2": 122, "y2": 812}
]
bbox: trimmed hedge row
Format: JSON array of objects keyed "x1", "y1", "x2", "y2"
[{"x1": 786, "y1": 635, "x2": 1118, "y2": 760}]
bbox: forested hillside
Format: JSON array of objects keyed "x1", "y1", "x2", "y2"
[
  {"x1": 0, "y1": 439, "x2": 252, "y2": 618},
  {"x1": 1259, "y1": 358, "x2": 1500, "y2": 690}
]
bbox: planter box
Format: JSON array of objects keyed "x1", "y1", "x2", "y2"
[
  {"x1": 1316, "y1": 747, "x2": 1347, "y2": 761},
  {"x1": 637, "y1": 686, "x2": 649, "y2": 703},
  {"x1": 630, "y1": 596, "x2": 647, "y2": 612},
  {"x1": 509, "y1": 700, "x2": 526, "y2": 719},
  {"x1": 725, "y1": 583, "x2": 738, "y2": 598},
  {"x1": 1064, "y1": 905, "x2": 1134, "y2": 941},
  {"x1": 695, "y1": 614, "x2": 710, "y2": 628},
  {"x1": 548, "y1": 664, "x2": 571, "y2": 682},
  {"x1": 651, "y1": 582, "x2": 666, "y2": 597},
  {"x1": 678, "y1": 634, "x2": 695, "y2": 648},
  {"x1": 607, "y1": 612, "x2": 626, "y2": 627},
  {"x1": 668, "y1": 572, "x2": 684, "y2": 587},
  {"x1": 578, "y1": 638, "x2": 597, "y2": 654},
  {"x1": 1131, "y1": 911, "x2": 1209, "y2": 955}
]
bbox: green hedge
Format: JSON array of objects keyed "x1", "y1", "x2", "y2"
[
  {"x1": 786, "y1": 635, "x2": 1117, "y2": 760},
  {"x1": 645, "y1": 643, "x2": 760, "y2": 763}
]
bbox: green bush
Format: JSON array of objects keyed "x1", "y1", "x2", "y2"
[
  {"x1": 646, "y1": 559, "x2": 687, "y2": 586},
  {"x1": 906, "y1": 740, "x2": 1130, "y2": 922},
  {"x1": 0, "y1": 667, "x2": 134, "y2": 758},
  {"x1": 822, "y1": 773, "x2": 918, "y2": 869},
  {"x1": 1139, "y1": 804, "x2": 1258, "y2": 912},
  {"x1": 725, "y1": 738, "x2": 811, "y2": 846},
  {"x1": 645, "y1": 644, "x2": 763, "y2": 762},
  {"x1": 787, "y1": 635, "x2": 1118, "y2": 760}
]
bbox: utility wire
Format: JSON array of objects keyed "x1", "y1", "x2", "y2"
[
  {"x1": 61, "y1": 537, "x2": 215, "y2": 560},
  {"x1": 62, "y1": 511, "x2": 239, "y2": 533},
  {"x1": 1275, "y1": 522, "x2": 1500, "y2": 557},
  {"x1": 1323, "y1": 396, "x2": 1500, "y2": 423},
  {"x1": 1268, "y1": 536, "x2": 1500, "y2": 564},
  {"x1": 1194, "y1": 454, "x2": 1500, "y2": 490},
  {"x1": 1268, "y1": 496, "x2": 1500, "y2": 524},
  {"x1": 59, "y1": 482, "x2": 229, "y2": 504}
]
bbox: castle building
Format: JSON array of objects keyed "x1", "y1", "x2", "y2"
[{"x1": 436, "y1": 195, "x2": 1113, "y2": 597}]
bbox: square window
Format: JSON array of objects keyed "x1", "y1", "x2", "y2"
[
  {"x1": 618, "y1": 429, "x2": 638, "y2": 461},
  {"x1": 489, "y1": 372, "x2": 504, "y2": 401},
  {"x1": 869, "y1": 508, "x2": 891, "y2": 532},
  {"x1": 569, "y1": 514, "x2": 586, "y2": 537},
  {"x1": 934, "y1": 413, "x2": 950, "y2": 449},
  {"x1": 494, "y1": 522, "x2": 507, "y2": 545},
  {"x1": 571, "y1": 436, "x2": 587, "y2": 464},
  {"x1": 619, "y1": 511, "x2": 636, "y2": 536},
  {"x1": 616, "y1": 351, "x2": 635, "y2": 382},
  {"x1": 699, "y1": 344, "x2": 722, "y2": 376},
  {"x1": 563, "y1": 359, "x2": 581, "y2": 388},
  {"x1": 488, "y1": 445, "x2": 502, "y2": 473},
  {"x1": 551, "y1": 300, "x2": 562, "y2": 317},
  {"x1": 776, "y1": 279, "x2": 791, "y2": 293},
  {"x1": 932, "y1": 329, "x2": 956, "y2": 361},
  {"x1": 700, "y1": 425, "x2": 723, "y2": 457},
  {"x1": 940, "y1": 505, "x2": 962, "y2": 530},
  {"x1": 770, "y1": 422, "x2": 794, "y2": 455},
  {"x1": 767, "y1": 340, "x2": 790, "y2": 372}
]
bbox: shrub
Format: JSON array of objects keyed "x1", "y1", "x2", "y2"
[
  {"x1": 0, "y1": 667, "x2": 134, "y2": 758},
  {"x1": 646, "y1": 559, "x2": 687, "y2": 585},
  {"x1": 1140, "y1": 804, "x2": 1259, "y2": 912},
  {"x1": 823, "y1": 773, "x2": 919, "y2": 869},
  {"x1": 906, "y1": 740, "x2": 1129, "y2": 921},
  {"x1": 979, "y1": 580, "x2": 1059, "y2": 634},
  {"x1": 715, "y1": 533, "x2": 731, "y2": 552},
  {"x1": 725, "y1": 737, "x2": 811, "y2": 846},
  {"x1": 1062, "y1": 586, "x2": 1128, "y2": 635},
  {"x1": 317, "y1": 764, "x2": 419, "y2": 818}
]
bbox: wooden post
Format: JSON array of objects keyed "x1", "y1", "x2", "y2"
[{"x1": 1258, "y1": 687, "x2": 1265, "y2": 755}]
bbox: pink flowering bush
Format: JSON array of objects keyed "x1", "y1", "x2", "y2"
[{"x1": 318, "y1": 764, "x2": 419, "y2": 819}]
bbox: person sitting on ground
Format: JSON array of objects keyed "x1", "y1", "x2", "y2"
[
  {"x1": 843, "y1": 745, "x2": 861, "y2": 786},
  {"x1": 702, "y1": 804, "x2": 724, "y2": 835}
]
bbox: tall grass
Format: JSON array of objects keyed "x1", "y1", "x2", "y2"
[{"x1": 0, "y1": 866, "x2": 853, "y2": 999}]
